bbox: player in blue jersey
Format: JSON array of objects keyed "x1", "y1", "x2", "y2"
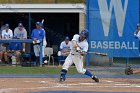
[{"x1": 31, "y1": 22, "x2": 45, "y2": 66}]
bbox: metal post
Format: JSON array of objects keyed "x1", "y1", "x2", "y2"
[
  {"x1": 109, "y1": 57, "x2": 113, "y2": 66},
  {"x1": 28, "y1": 13, "x2": 31, "y2": 37},
  {"x1": 139, "y1": 0, "x2": 140, "y2": 23},
  {"x1": 86, "y1": 0, "x2": 90, "y2": 66},
  {"x1": 40, "y1": 42, "x2": 43, "y2": 67},
  {"x1": 125, "y1": 58, "x2": 129, "y2": 67}
]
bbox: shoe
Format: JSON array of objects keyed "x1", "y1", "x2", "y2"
[
  {"x1": 59, "y1": 76, "x2": 65, "y2": 82},
  {"x1": 92, "y1": 75, "x2": 99, "y2": 82},
  {"x1": 125, "y1": 65, "x2": 133, "y2": 75}
]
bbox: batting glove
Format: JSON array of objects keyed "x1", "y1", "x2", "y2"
[
  {"x1": 22, "y1": 48, "x2": 25, "y2": 52},
  {"x1": 76, "y1": 47, "x2": 81, "y2": 51}
]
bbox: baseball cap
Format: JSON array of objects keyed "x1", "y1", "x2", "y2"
[
  {"x1": 65, "y1": 36, "x2": 69, "y2": 40},
  {"x1": 36, "y1": 21, "x2": 41, "y2": 25},
  {"x1": 5, "y1": 24, "x2": 9, "y2": 28},
  {"x1": 39, "y1": 23, "x2": 43, "y2": 27},
  {"x1": 18, "y1": 23, "x2": 23, "y2": 27}
]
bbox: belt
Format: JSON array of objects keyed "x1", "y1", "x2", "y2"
[{"x1": 33, "y1": 43, "x2": 40, "y2": 45}]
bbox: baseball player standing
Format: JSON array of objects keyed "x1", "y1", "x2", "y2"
[
  {"x1": 59, "y1": 29, "x2": 99, "y2": 82},
  {"x1": 31, "y1": 22, "x2": 45, "y2": 66}
]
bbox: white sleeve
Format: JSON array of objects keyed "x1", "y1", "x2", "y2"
[
  {"x1": 9, "y1": 29, "x2": 13, "y2": 38},
  {"x1": 14, "y1": 28, "x2": 19, "y2": 37},
  {"x1": 23, "y1": 29, "x2": 27, "y2": 39},
  {"x1": 68, "y1": 41, "x2": 71, "y2": 47},
  {"x1": 14, "y1": 28, "x2": 17, "y2": 36},
  {"x1": 60, "y1": 42, "x2": 63, "y2": 50},
  {"x1": 72, "y1": 34, "x2": 79, "y2": 41},
  {"x1": 1, "y1": 30, "x2": 4, "y2": 39},
  {"x1": 83, "y1": 42, "x2": 89, "y2": 52}
]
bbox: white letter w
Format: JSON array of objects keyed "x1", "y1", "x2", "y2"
[{"x1": 98, "y1": 0, "x2": 128, "y2": 37}]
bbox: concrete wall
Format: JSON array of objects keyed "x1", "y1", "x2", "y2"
[{"x1": 79, "y1": 13, "x2": 86, "y2": 33}]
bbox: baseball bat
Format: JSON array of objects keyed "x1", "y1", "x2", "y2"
[
  {"x1": 41, "y1": 19, "x2": 44, "y2": 24},
  {"x1": 87, "y1": 52, "x2": 108, "y2": 56}
]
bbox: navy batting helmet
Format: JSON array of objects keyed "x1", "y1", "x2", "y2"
[{"x1": 80, "y1": 29, "x2": 88, "y2": 38}]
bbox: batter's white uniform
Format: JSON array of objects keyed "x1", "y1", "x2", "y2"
[{"x1": 62, "y1": 34, "x2": 88, "y2": 74}]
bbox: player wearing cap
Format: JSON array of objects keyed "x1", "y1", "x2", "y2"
[
  {"x1": 58, "y1": 36, "x2": 71, "y2": 65},
  {"x1": 14, "y1": 23, "x2": 27, "y2": 52},
  {"x1": 59, "y1": 29, "x2": 99, "y2": 82},
  {"x1": 2, "y1": 24, "x2": 13, "y2": 39},
  {"x1": 31, "y1": 22, "x2": 45, "y2": 66},
  {"x1": 1, "y1": 24, "x2": 13, "y2": 51}
]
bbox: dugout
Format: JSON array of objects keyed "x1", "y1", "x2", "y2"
[{"x1": 0, "y1": 4, "x2": 85, "y2": 56}]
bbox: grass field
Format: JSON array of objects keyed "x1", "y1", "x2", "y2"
[{"x1": 0, "y1": 66, "x2": 79, "y2": 74}]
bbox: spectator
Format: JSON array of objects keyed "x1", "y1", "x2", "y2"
[
  {"x1": 58, "y1": 36, "x2": 71, "y2": 65},
  {"x1": 31, "y1": 22, "x2": 45, "y2": 66},
  {"x1": 2, "y1": 24, "x2": 13, "y2": 39},
  {"x1": 1, "y1": 24, "x2": 13, "y2": 56},
  {"x1": 14, "y1": 23, "x2": 27, "y2": 52},
  {"x1": 4, "y1": 42, "x2": 22, "y2": 64}
]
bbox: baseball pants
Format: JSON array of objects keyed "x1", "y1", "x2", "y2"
[{"x1": 62, "y1": 54, "x2": 86, "y2": 74}]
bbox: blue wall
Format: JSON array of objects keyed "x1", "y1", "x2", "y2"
[{"x1": 87, "y1": 0, "x2": 139, "y2": 57}]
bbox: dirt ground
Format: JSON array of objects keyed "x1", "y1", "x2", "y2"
[{"x1": 0, "y1": 78, "x2": 140, "y2": 93}]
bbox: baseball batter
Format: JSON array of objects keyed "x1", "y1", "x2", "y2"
[{"x1": 59, "y1": 29, "x2": 99, "y2": 82}]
